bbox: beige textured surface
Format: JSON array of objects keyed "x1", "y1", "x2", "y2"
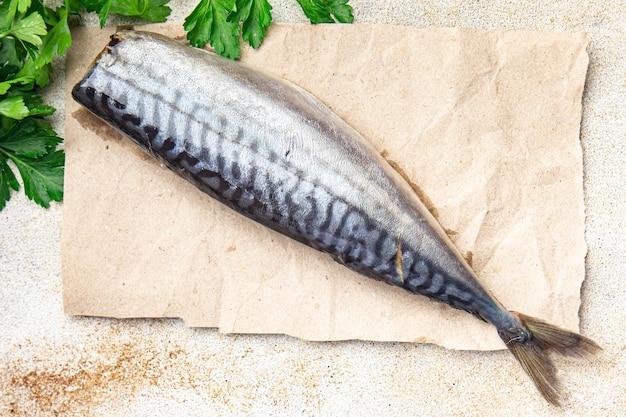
[{"x1": 1, "y1": 1, "x2": 625, "y2": 415}]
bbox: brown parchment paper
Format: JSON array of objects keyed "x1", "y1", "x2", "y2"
[{"x1": 62, "y1": 23, "x2": 589, "y2": 350}]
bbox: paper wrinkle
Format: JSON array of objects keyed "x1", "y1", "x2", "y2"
[{"x1": 62, "y1": 23, "x2": 589, "y2": 351}]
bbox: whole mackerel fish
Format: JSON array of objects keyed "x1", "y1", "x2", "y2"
[{"x1": 72, "y1": 30, "x2": 598, "y2": 405}]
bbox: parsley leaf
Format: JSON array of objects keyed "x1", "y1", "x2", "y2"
[
  {"x1": 0, "y1": 117, "x2": 64, "y2": 208},
  {"x1": 16, "y1": 90, "x2": 55, "y2": 117},
  {"x1": 0, "y1": 1, "x2": 18, "y2": 32},
  {"x1": 183, "y1": 0, "x2": 353, "y2": 58},
  {"x1": 116, "y1": 0, "x2": 172, "y2": 23},
  {"x1": 0, "y1": 0, "x2": 67, "y2": 210},
  {"x1": 8, "y1": 149, "x2": 64, "y2": 208},
  {"x1": 231, "y1": 0, "x2": 272, "y2": 49},
  {"x1": 7, "y1": 11, "x2": 47, "y2": 45},
  {"x1": 295, "y1": 0, "x2": 353, "y2": 23},
  {"x1": 16, "y1": 0, "x2": 30, "y2": 14},
  {"x1": 0, "y1": 76, "x2": 34, "y2": 95},
  {"x1": 0, "y1": 96, "x2": 29, "y2": 119},
  {"x1": 31, "y1": 5, "x2": 71, "y2": 71},
  {"x1": 84, "y1": 0, "x2": 113, "y2": 27},
  {"x1": 0, "y1": 117, "x2": 61, "y2": 158},
  {"x1": 0, "y1": 37, "x2": 22, "y2": 71},
  {"x1": 184, "y1": 0, "x2": 240, "y2": 59},
  {"x1": 81, "y1": 0, "x2": 172, "y2": 28},
  {"x1": 0, "y1": 156, "x2": 19, "y2": 210}
]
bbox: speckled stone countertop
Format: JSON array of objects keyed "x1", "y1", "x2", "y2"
[{"x1": 1, "y1": 1, "x2": 624, "y2": 415}]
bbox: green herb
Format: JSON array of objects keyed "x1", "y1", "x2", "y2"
[
  {"x1": 0, "y1": 117, "x2": 64, "y2": 209},
  {"x1": 184, "y1": 0, "x2": 351, "y2": 59},
  {"x1": 4, "y1": 11, "x2": 47, "y2": 45},
  {"x1": 0, "y1": 0, "x2": 69, "y2": 210},
  {"x1": 31, "y1": 5, "x2": 72, "y2": 74},
  {"x1": 231, "y1": 0, "x2": 272, "y2": 50},
  {"x1": 185, "y1": 0, "x2": 241, "y2": 58},
  {"x1": 295, "y1": 0, "x2": 353, "y2": 24},
  {"x1": 76, "y1": 0, "x2": 172, "y2": 28}
]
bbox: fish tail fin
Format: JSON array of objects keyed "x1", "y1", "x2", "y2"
[{"x1": 498, "y1": 311, "x2": 600, "y2": 406}]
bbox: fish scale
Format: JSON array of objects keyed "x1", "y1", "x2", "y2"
[{"x1": 72, "y1": 30, "x2": 599, "y2": 405}]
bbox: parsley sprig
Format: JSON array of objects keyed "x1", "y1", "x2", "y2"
[
  {"x1": 185, "y1": 0, "x2": 353, "y2": 59},
  {"x1": 72, "y1": 0, "x2": 172, "y2": 28},
  {"x1": 0, "y1": 0, "x2": 70, "y2": 210},
  {"x1": 295, "y1": 0, "x2": 352, "y2": 24},
  {"x1": 0, "y1": 0, "x2": 353, "y2": 211}
]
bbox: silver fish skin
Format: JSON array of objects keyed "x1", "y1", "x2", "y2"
[{"x1": 72, "y1": 30, "x2": 599, "y2": 406}]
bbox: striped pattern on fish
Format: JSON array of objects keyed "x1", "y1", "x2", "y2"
[{"x1": 72, "y1": 30, "x2": 599, "y2": 406}]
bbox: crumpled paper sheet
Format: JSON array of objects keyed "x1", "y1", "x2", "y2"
[{"x1": 62, "y1": 23, "x2": 589, "y2": 350}]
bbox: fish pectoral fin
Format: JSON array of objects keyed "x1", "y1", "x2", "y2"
[{"x1": 499, "y1": 311, "x2": 601, "y2": 406}]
